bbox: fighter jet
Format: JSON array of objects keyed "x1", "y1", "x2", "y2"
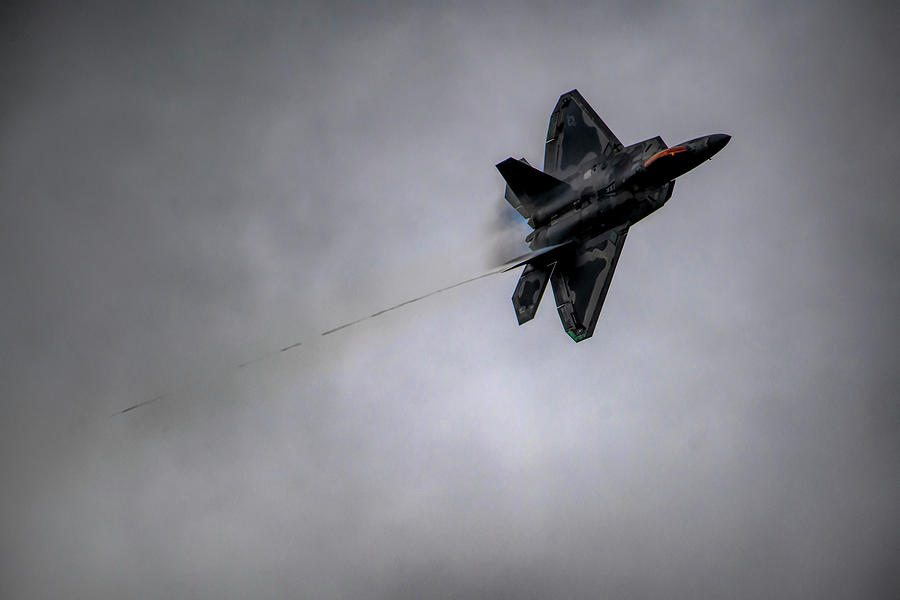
[{"x1": 498, "y1": 89, "x2": 730, "y2": 342}]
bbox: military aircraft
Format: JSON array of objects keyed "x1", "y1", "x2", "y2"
[{"x1": 497, "y1": 89, "x2": 730, "y2": 342}]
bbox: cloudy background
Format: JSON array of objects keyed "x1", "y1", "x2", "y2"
[{"x1": 2, "y1": 1, "x2": 898, "y2": 598}]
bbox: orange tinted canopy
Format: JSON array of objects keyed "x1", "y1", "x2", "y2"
[{"x1": 644, "y1": 145, "x2": 688, "y2": 167}]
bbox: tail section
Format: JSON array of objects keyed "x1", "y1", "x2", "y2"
[
  {"x1": 508, "y1": 241, "x2": 574, "y2": 325},
  {"x1": 496, "y1": 157, "x2": 569, "y2": 220},
  {"x1": 512, "y1": 262, "x2": 553, "y2": 325}
]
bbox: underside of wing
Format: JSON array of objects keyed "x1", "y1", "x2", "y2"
[
  {"x1": 544, "y1": 90, "x2": 623, "y2": 179},
  {"x1": 550, "y1": 225, "x2": 629, "y2": 342}
]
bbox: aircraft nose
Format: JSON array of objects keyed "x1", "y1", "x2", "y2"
[{"x1": 706, "y1": 133, "x2": 731, "y2": 155}]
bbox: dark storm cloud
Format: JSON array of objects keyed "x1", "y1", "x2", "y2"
[{"x1": 2, "y1": 1, "x2": 898, "y2": 598}]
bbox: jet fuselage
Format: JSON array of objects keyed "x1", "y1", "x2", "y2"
[{"x1": 526, "y1": 133, "x2": 730, "y2": 250}]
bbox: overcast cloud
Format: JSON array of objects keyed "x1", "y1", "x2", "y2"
[{"x1": 2, "y1": 1, "x2": 898, "y2": 598}]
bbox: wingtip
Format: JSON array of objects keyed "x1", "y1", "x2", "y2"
[{"x1": 495, "y1": 157, "x2": 516, "y2": 170}]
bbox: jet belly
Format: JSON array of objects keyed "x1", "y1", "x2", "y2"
[
  {"x1": 529, "y1": 208, "x2": 587, "y2": 249},
  {"x1": 527, "y1": 194, "x2": 624, "y2": 249}
]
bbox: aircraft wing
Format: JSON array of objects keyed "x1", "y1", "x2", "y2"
[
  {"x1": 550, "y1": 225, "x2": 629, "y2": 342},
  {"x1": 543, "y1": 90, "x2": 623, "y2": 178}
]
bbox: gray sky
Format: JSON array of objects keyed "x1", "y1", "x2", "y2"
[{"x1": 2, "y1": 1, "x2": 898, "y2": 598}]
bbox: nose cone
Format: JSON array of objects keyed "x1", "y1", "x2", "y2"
[{"x1": 706, "y1": 133, "x2": 731, "y2": 157}]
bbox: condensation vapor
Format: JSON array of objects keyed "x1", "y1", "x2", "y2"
[
  {"x1": 485, "y1": 194, "x2": 532, "y2": 269},
  {"x1": 113, "y1": 260, "x2": 524, "y2": 416}
]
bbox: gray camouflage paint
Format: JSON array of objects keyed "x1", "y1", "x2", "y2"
[{"x1": 501, "y1": 90, "x2": 727, "y2": 341}]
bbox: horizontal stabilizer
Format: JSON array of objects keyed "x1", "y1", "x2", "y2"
[
  {"x1": 507, "y1": 241, "x2": 574, "y2": 327},
  {"x1": 512, "y1": 263, "x2": 553, "y2": 325}
]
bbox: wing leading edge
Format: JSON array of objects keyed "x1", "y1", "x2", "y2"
[
  {"x1": 550, "y1": 225, "x2": 629, "y2": 342},
  {"x1": 544, "y1": 89, "x2": 623, "y2": 179}
]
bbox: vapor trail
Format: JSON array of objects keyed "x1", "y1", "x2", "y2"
[
  {"x1": 113, "y1": 262, "x2": 518, "y2": 416},
  {"x1": 320, "y1": 270, "x2": 501, "y2": 337},
  {"x1": 115, "y1": 393, "x2": 172, "y2": 415}
]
